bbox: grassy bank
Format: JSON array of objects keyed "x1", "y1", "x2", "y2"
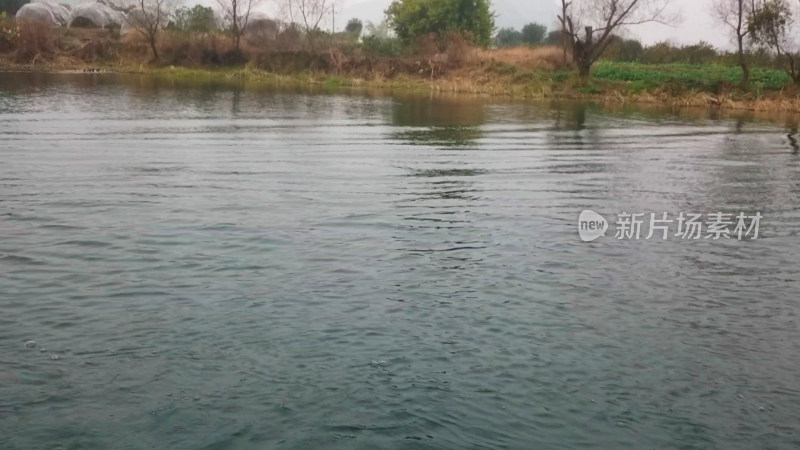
[
  {"x1": 117, "y1": 61, "x2": 800, "y2": 113},
  {"x1": 3, "y1": 24, "x2": 800, "y2": 112}
]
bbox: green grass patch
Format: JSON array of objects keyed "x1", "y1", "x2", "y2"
[
  {"x1": 550, "y1": 70, "x2": 571, "y2": 83},
  {"x1": 591, "y1": 61, "x2": 791, "y2": 92},
  {"x1": 322, "y1": 76, "x2": 344, "y2": 90},
  {"x1": 579, "y1": 82, "x2": 604, "y2": 95}
]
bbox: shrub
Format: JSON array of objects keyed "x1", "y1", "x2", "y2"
[
  {"x1": 640, "y1": 41, "x2": 719, "y2": 65},
  {"x1": 386, "y1": 0, "x2": 494, "y2": 46},
  {"x1": 495, "y1": 27, "x2": 521, "y2": 47},
  {"x1": 442, "y1": 31, "x2": 473, "y2": 66},
  {"x1": 74, "y1": 33, "x2": 120, "y2": 62},
  {"x1": 520, "y1": 23, "x2": 546, "y2": 46},
  {"x1": 545, "y1": 29, "x2": 565, "y2": 46},
  {"x1": 345, "y1": 18, "x2": 362, "y2": 36},
  {"x1": 0, "y1": 11, "x2": 19, "y2": 51},
  {"x1": 362, "y1": 34, "x2": 403, "y2": 57},
  {"x1": 160, "y1": 31, "x2": 237, "y2": 66},
  {"x1": 602, "y1": 36, "x2": 643, "y2": 62},
  {"x1": 617, "y1": 39, "x2": 643, "y2": 62},
  {"x1": 274, "y1": 24, "x2": 302, "y2": 52},
  {"x1": 14, "y1": 19, "x2": 58, "y2": 62},
  {"x1": 172, "y1": 5, "x2": 217, "y2": 32}
]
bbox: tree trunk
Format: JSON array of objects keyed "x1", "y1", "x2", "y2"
[
  {"x1": 740, "y1": 59, "x2": 749, "y2": 85},
  {"x1": 577, "y1": 56, "x2": 591, "y2": 78},
  {"x1": 786, "y1": 54, "x2": 800, "y2": 84},
  {"x1": 576, "y1": 26, "x2": 593, "y2": 78},
  {"x1": 737, "y1": 35, "x2": 748, "y2": 85},
  {"x1": 736, "y1": 0, "x2": 748, "y2": 86},
  {"x1": 233, "y1": 14, "x2": 241, "y2": 51},
  {"x1": 150, "y1": 35, "x2": 158, "y2": 61}
]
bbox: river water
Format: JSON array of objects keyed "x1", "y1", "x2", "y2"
[{"x1": 1, "y1": 72, "x2": 800, "y2": 449}]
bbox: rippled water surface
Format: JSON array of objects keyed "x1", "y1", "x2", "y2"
[{"x1": 2, "y1": 72, "x2": 800, "y2": 449}]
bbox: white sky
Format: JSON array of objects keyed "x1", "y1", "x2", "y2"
[{"x1": 632, "y1": 0, "x2": 730, "y2": 48}]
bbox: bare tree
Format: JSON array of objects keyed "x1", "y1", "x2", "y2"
[
  {"x1": 281, "y1": 0, "x2": 333, "y2": 51},
  {"x1": 559, "y1": 1, "x2": 570, "y2": 64},
  {"x1": 749, "y1": 0, "x2": 800, "y2": 82},
  {"x1": 558, "y1": 0, "x2": 675, "y2": 77},
  {"x1": 122, "y1": 0, "x2": 173, "y2": 61},
  {"x1": 216, "y1": 0, "x2": 261, "y2": 51},
  {"x1": 714, "y1": 0, "x2": 754, "y2": 84}
]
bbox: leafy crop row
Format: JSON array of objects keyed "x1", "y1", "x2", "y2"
[{"x1": 591, "y1": 61, "x2": 791, "y2": 91}]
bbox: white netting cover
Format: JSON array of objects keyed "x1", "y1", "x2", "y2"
[
  {"x1": 32, "y1": 1, "x2": 72, "y2": 25},
  {"x1": 68, "y1": 2, "x2": 124, "y2": 28},
  {"x1": 16, "y1": 3, "x2": 60, "y2": 26}
]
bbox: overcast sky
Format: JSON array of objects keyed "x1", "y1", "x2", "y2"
[{"x1": 336, "y1": 0, "x2": 733, "y2": 49}]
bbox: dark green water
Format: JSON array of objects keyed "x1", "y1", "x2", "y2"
[{"x1": 1, "y1": 72, "x2": 800, "y2": 449}]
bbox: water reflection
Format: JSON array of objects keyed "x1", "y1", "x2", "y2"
[
  {"x1": 389, "y1": 94, "x2": 485, "y2": 147},
  {"x1": 552, "y1": 102, "x2": 587, "y2": 130},
  {"x1": 709, "y1": 120, "x2": 800, "y2": 212},
  {"x1": 786, "y1": 121, "x2": 799, "y2": 153},
  {"x1": 383, "y1": 95, "x2": 491, "y2": 281}
]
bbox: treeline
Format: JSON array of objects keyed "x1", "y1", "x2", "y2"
[
  {"x1": 491, "y1": 24, "x2": 783, "y2": 69},
  {"x1": 494, "y1": 23, "x2": 547, "y2": 47},
  {"x1": 495, "y1": 25, "x2": 787, "y2": 73},
  {"x1": 599, "y1": 38, "x2": 779, "y2": 68}
]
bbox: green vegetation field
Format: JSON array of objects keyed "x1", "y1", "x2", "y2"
[{"x1": 591, "y1": 61, "x2": 791, "y2": 93}]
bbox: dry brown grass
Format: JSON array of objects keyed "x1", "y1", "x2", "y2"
[
  {"x1": 477, "y1": 45, "x2": 570, "y2": 70},
  {"x1": 14, "y1": 20, "x2": 59, "y2": 63},
  {"x1": 159, "y1": 31, "x2": 240, "y2": 66}
]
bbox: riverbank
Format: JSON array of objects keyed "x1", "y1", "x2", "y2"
[
  {"x1": 81, "y1": 64, "x2": 800, "y2": 113},
  {"x1": 3, "y1": 21, "x2": 800, "y2": 111},
  {"x1": 4, "y1": 53, "x2": 800, "y2": 113}
]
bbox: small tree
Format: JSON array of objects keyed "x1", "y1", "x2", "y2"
[
  {"x1": 361, "y1": 20, "x2": 403, "y2": 56},
  {"x1": 216, "y1": 0, "x2": 260, "y2": 51},
  {"x1": 714, "y1": 0, "x2": 754, "y2": 84},
  {"x1": 495, "y1": 27, "x2": 521, "y2": 47},
  {"x1": 364, "y1": 20, "x2": 391, "y2": 38},
  {"x1": 173, "y1": 5, "x2": 217, "y2": 32},
  {"x1": 558, "y1": 0, "x2": 675, "y2": 77},
  {"x1": 749, "y1": 0, "x2": 800, "y2": 82},
  {"x1": 386, "y1": 0, "x2": 495, "y2": 47},
  {"x1": 345, "y1": 17, "x2": 362, "y2": 35},
  {"x1": 124, "y1": 0, "x2": 173, "y2": 61},
  {"x1": 520, "y1": 22, "x2": 546, "y2": 45},
  {"x1": 545, "y1": 29, "x2": 563, "y2": 44}
]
